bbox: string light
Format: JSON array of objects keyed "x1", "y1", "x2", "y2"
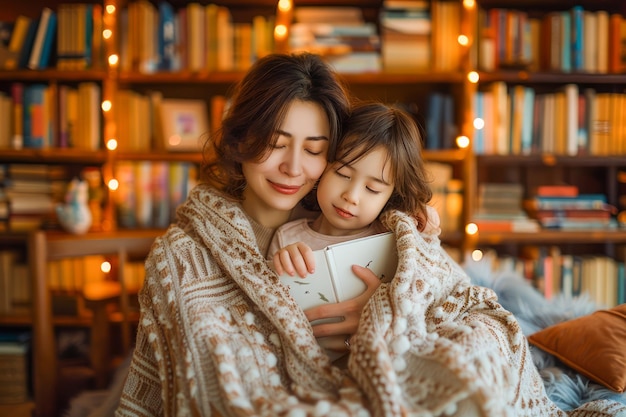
[
  {"x1": 471, "y1": 250, "x2": 483, "y2": 261},
  {"x1": 468, "y1": 71, "x2": 479, "y2": 83},
  {"x1": 101, "y1": 261, "x2": 112, "y2": 274},
  {"x1": 473, "y1": 117, "x2": 484, "y2": 130},
  {"x1": 466, "y1": 223, "x2": 478, "y2": 235},
  {"x1": 277, "y1": 0, "x2": 291, "y2": 12},
  {"x1": 456, "y1": 135, "x2": 470, "y2": 148},
  {"x1": 108, "y1": 179, "x2": 119, "y2": 191},
  {"x1": 106, "y1": 138, "x2": 118, "y2": 150},
  {"x1": 101, "y1": 100, "x2": 112, "y2": 112}
]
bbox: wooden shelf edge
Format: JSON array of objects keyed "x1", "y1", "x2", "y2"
[
  {"x1": 0, "y1": 69, "x2": 107, "y2": 81},
  {"x1": 116, "y1": 70, "x2": 467, "y2": 85},
  {"x1": 475, "y1": 229, "x2": 626, "y2": 245},
  {"x1": 0, "y1": 148, "x2": 108, "y2": 164},
  {"x1": 479, "y1": 71, "x2": 626, "y2": 84},
  {"x1": 476, "y1": 154, "x2": 626, "y2": 166}
]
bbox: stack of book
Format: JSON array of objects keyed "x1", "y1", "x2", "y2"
[
  {"x1": 473, "y1": 183, "x2": 540, "y2": 232},
  {"x1": 2, "y1": 163, "x2": 69, "y2": 231},
  {"x1": 524, "y1": 185, "x2": 617, "y2": 230},
  {"x1": 289, "y1": 7, "x2": 381, "y2": 73},
  {"x1": 380, "y1": 0, "x2": 431, "y2": 72}
]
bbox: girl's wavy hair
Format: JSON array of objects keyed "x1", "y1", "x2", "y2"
[
  {"x1": 330, "y1": 101, "x2": 432, "y2": 224},
  {"x1": 200, "y1": 52, "x2": 351, "y2": 201}
]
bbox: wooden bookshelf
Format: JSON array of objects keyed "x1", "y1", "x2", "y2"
[{"x1": 1, "y1": 0, "x2": 625, "y2": 415}]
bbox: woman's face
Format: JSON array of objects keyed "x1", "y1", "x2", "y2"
[{"x1": 242, "y1": 100, "x2": 330, "y2": 228}]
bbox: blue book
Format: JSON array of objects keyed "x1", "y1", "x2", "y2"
[
  {"x1": 534, "y1": 194, "x2": 608, "y2": 210},
  {"x1": 441, "y1": 94, "x2": 457, "y2": 150},
  {"x1": 426, "y1": 93, "x2": 443, "y2": 150},
  {"x1": 520, "y1": 87, "x2": 535, "y2": 155},
  {"x1": 158, "y1": 1, "x2": 176, "y2": 71},
  {"x1": 37, "y1": 10, "x2": 57, "y2": 69},
  {"x1": 83, "y1": 4, "x2": 94, "y2": 68},
  {"x1": 570, "y1": 6, "x2": 584, "y2": 71},
  {"x1": 23, "y1": 84, "x2": 47, "y2": 148},
  {"x1": 16, "y1": 18, "x2": 37, "y2": 69},
  {"x1": 560, "y1": 11, "x2": 571, "y2": 72}
]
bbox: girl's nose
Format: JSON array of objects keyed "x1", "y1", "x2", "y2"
[{"x1": 342, "y1": 186, "x2": 359, "y2": 205}]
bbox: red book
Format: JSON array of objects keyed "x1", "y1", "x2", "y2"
[{"x1": 535, "y1": 185, "x2": 579, "y2": 197}]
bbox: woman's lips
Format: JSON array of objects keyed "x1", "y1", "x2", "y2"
[{"x1": 269, "y1": 181, "x2": 302, "y2": 195}]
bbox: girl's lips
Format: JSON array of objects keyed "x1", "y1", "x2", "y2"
[
  {"x1": 269, "y1": 181, "x2": 301, "y2": 195},
  {"x1": 334, "y1": 206, "x2": 354, "y2": 218}
]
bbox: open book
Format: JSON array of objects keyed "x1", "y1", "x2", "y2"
[{"x1": 279, "y1": 232, "x2": 398, "y2": 311}]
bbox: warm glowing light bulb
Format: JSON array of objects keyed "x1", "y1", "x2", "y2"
[
  {"x1": 471, "y1": 249, "x2": 483, "y2": 261},
  {"x1": 106, "y1": 4, "x2": 116, "y2": 14},
  {"x1": 463, "y1": 0, "x2": 475, "y2": 8},
  {"x1": 108, "y1": 179, "x2": 119, "y2": 190},
  {"x1": 108, "y1": 54, "x2": 119, "y2": 66},
  {"x1": 473, "y1": 117, "x2": 484, "y2": 130},
  {"x1": 278, "y1": 0, "x2": 291, "y2": 12},
  {"x1": 101, "y1": 100, "x2": 112, "y2": 112},
  {"x1": 456, "y1": 135, "x2": 470, "y2": 148},
  {"x1": 466, "y1": 223, "x2": 478, "y2": 235},
  {"x1": 106, "y1": 138, "x2": 118, "y2": 150},
  {"x1": 103, "y1": 29, "x2": 112, "y2": 40},
  {"x1": 458, "y1": 35, "x2": 469, "y2": 46},
  {"x1": 274, "y1": 24, "x2": 288, "y2": 39},
  {"x1": 467, "y1": 71, "x2": 479, "y2": 83},
  {"x1": 101, "y1": 261, "x2": 112, "y2": 274}
]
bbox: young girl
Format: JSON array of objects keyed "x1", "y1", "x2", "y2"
[
  {"x1": 269, "y1": 101, "x2": 436, "y2": 279},
  {"x1": 268, "y1": 101, "x2": 437, "y2": 356}
]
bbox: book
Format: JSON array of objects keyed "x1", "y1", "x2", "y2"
[
  {"x1": 28, "y1": 7, "x2": 56, "y2": 70},
  {"x1": 3, "y1": 15, "x2": 31, "y2": 69},
  {"x1": 279, "y1": 232, "x2": 398, "y2": 313}
]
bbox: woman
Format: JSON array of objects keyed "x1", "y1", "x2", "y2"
[{"x1": 116, "y1": 52, "x2": 381, "y2": 416}]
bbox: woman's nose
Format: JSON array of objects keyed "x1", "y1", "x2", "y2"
[{"x1": 280, "y1": 152, "x2": 302, "y2": 177}]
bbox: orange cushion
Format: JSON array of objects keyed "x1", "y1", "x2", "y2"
[{"x1": 528, "y1": 304, "x2": 626, "y2": 393}]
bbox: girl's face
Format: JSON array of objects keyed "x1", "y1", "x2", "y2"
[
  {"x1": 242, "y1": 100, "x2": 330, "y2": 228},
  {"x1": 315, "y1": 146, "x2": 395, "y2": 236}
]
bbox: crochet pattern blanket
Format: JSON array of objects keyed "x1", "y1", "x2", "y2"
[{"x1": 117, "y1": 184, "x2": 626, "y2": 417}]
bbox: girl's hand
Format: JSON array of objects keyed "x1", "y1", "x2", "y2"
[
  {"x1": 304, "y1": 264, "x2": 381, "y2": 338},
  {"x1": 273, "y1": 241, "x2": 316, "y2": 278}
]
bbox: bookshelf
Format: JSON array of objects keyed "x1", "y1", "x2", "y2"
[
  {"x1": 467, "y1": 0, "x2": 626, "y2": 306},
  {"x1": 2, "y1": 0, "x2": 625, "y2": 415}
]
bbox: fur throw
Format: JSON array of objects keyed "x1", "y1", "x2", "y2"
[{"x1": 116, "y1": 184, "x2": 626, "y2": 417}]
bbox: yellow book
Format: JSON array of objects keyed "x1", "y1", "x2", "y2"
[{"x1": 4, "y1": 15, "x2": 31, "y2": 70}]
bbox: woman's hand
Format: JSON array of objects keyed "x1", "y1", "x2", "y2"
[{"x1": 304, "y1": 264, "x2": 381, "y2": 338}]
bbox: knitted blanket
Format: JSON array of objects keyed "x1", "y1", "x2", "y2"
[{"x1": 117, "y1": 184, "x2": 626, "y2": 417}]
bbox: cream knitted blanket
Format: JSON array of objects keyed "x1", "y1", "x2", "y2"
[{"x1": 117, "y1": 184, "x2": 626, "y2": 417}]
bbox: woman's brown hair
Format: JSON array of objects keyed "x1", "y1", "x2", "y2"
[{"x1": 201, "y1": 52, "x2": 351, "y2": 200}]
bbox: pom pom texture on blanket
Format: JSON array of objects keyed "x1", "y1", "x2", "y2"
[{"x1": 116, "y1": 184, "x2": 626, "y2": 417}]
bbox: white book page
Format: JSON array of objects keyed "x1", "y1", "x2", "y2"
[
  {"x1": 279, "y1": 250, "x2": 337, "y2": 310},
  {"x1": 325, "y1": 232, "x2": 398, "y2": 301}
]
